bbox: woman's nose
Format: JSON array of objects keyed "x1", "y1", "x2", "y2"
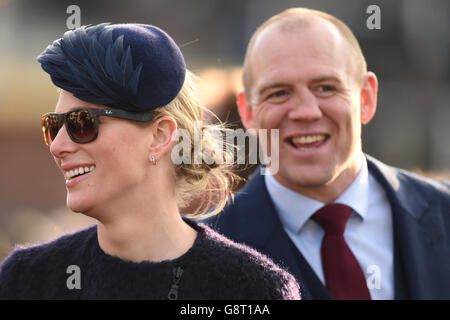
[{"x1": 49, "y1": 124, "x2": 77, "y2": 158}]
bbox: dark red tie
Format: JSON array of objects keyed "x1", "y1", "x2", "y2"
[{"x1": 312, "y1": 204, "x2": 371, "y2": 300}]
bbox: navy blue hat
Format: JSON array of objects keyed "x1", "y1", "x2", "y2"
[{"x1": 37, "y1": 23, "x2": 186, "y2": 113}]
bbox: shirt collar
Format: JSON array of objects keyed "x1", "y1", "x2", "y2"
[{"x1": 265, "y1": 152, "x2": 370, "y2": 234}]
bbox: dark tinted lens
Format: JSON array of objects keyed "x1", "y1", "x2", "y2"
[
  {"x1": 67, "y1": 110, "x2": 96, "y2": 142},
  {"x1": 43, "y1": 114, "x2": 61, "y2": 146}
]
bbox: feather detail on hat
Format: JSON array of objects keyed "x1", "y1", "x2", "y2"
[{"x1": 37, "y1": 23, "x2": 186, "y2": 113}]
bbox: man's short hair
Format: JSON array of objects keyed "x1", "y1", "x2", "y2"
[{"x1": 242, "y1": 8, "x2": 368, "y2": 96}]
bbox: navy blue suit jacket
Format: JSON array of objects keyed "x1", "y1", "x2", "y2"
[{"x1": 206, "y1": 155, "x2": 450, "y2": 299}]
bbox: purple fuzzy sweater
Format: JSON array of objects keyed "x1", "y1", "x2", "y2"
[{"x1": 0, "y1": 219, "x2": 300, "y2": 300}]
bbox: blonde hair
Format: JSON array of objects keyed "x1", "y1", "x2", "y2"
[
  {"x1": 243, "y1": 8, "x2": 367, "y2": 96},
  {"x1": 152, "y1": 70, "x2": 239, "y2": 218}
]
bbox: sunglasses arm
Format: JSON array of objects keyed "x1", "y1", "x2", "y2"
[{"x1": 99, "y1": 108, "x2": 155, "y2": 122}]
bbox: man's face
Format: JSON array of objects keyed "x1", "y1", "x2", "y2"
[{"x1": 242, "y1": 20, "x2": 376, "y2": 202}]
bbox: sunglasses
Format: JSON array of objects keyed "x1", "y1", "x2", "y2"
[{"x1": 41, "y1": 107, "x2": 155, "y2": 146}]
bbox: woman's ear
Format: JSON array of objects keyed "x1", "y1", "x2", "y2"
[
  {"x1": 360, "y1": 72, "x2": 378, "y2": 125},
  {"x1": 148, "y1": 115, "x2": 178, "y2": 161}
]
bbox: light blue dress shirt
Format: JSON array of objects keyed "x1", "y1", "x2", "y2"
[{"x1": 265, "y1": 153, "x2": 394, "y2": 299}]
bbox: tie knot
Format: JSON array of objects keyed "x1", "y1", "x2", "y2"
[{"x1": 312, "y1": 204, "x2": 353, "y2": 236}]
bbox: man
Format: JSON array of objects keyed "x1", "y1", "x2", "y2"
[{"x1": 206, "y1": 8, "x2": 450, "y2": 299}]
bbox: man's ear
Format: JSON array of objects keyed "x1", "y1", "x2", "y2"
[
  {"x1": 360, "y1": 72, "x2": 378, "y2": 125},
  {"x1": 148, "y1": 115, "x2": 177, "y2": 161},
  {"x1": 237, "y1": 91, "x2": 255, "y2": 130}
]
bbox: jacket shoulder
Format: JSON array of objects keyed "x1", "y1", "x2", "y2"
[
  {"x1": 398, "y1": 168, "x2": 450, "y2": 194},
  {"x1": 205, "y1": 172, "x2": 268, "y2": 228},
  {"x1": 367, "y1": 155, "x2": 450, "y2": 197}
]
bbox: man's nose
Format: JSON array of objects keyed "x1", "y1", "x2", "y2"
[
  {"x1": 49, "y1": 124, "x2": 77, "y2": 158},
  {"x1": 287, "y1": 89, "x2": 322, "y2": 121}
]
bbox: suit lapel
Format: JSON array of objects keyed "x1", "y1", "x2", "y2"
[
  {"x1": 239, "y1": 170, "x2": 332, "y2": 299},
  {"x1": 367, "y1": 155, "x2": 450, "y2": 299},
  {"x1": 263, "y1": 226, "x2": 332, "y2": 299}
]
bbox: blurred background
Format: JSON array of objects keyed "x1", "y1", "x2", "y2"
[{"x1": 0, "y1": 0, "x2": 449, "y2": 263}]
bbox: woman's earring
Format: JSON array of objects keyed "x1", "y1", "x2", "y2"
[{"x1": 150, "y1": 155, "x2": 157, "y2": 166}]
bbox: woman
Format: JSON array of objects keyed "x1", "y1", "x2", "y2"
[{"x1": 0, "y1": 23, "x2": 300, "y2": 299}]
